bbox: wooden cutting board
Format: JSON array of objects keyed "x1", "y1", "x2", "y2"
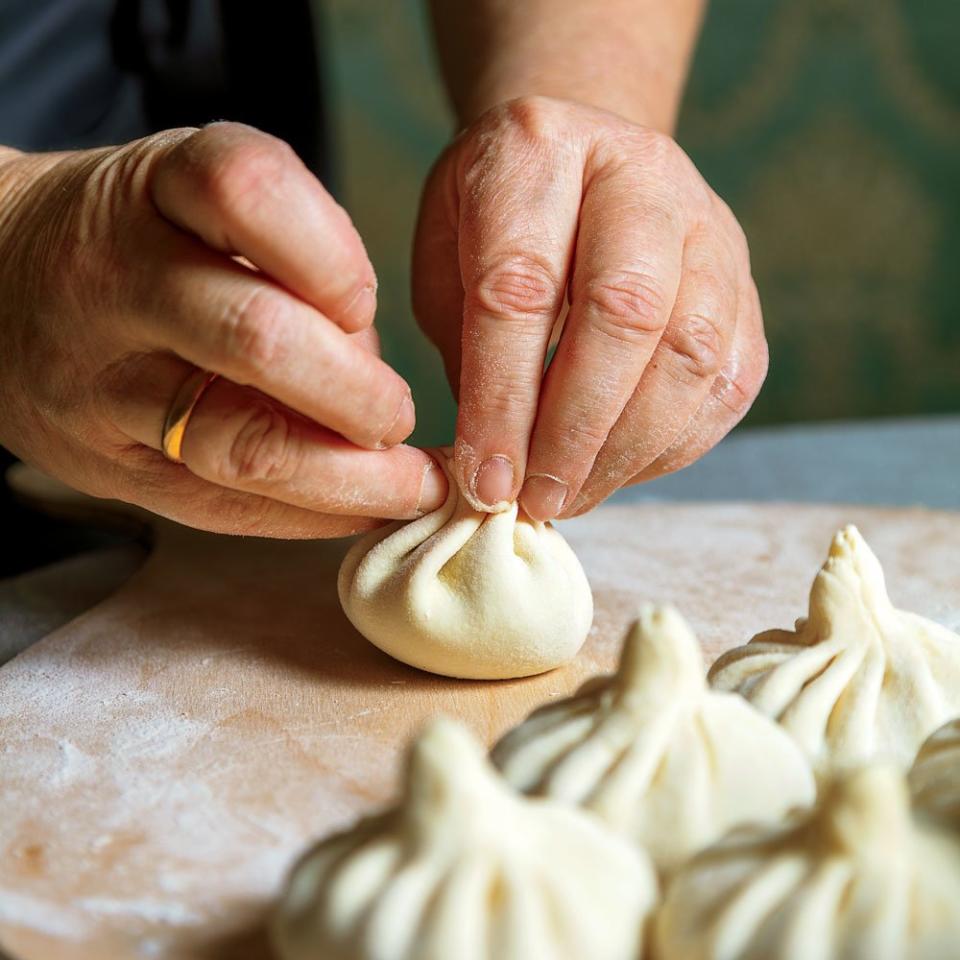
[{"x1": 1, "y1": 486, "x2": 959, "y2": 960}]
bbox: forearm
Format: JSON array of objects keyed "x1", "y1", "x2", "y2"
[{"x1": 428, "y1": 0, "x2": 705, "y2": 132}]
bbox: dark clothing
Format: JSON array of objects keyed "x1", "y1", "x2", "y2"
[
  {"x1": 0, "y1": 0, "x2": 329, "y2": 576},
  {"x1": 0, "y1": 0, "x2": 327, "y2": 175}
]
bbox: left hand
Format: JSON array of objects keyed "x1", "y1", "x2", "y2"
[{"x1": 413, "y1": 96, "x2": 767, "y2": 520}]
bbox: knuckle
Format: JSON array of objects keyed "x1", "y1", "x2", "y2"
[
  {"x1": 220, "y1": 286, "x2": 289, "y2": 380},
  {"x1": 640, "y1": 129, "x2": 678, "y2": 167},
  {"x1": 470, "y1": 254, "x2": 561, "y2": 323},
  {"x1": 613, "y1": 126, "x2": 682, "y2": 173},
  {"x1": 221, "y1": 404, "x2": 301, "y2": 487},
  {"x1": 716, "y1": 348, "x2": 768, "y2": 418},
  {"x1": 717, "y1": 377, "x2": 755, "y2": 418},
  {"x1": 460, "y1": 97, "x2": 574, "y2": 187},
  {"x1": 498, "y1": 95, "x2": 560, "y2": 141},
  {"x1": 662, "y1": 311, "x2": 726, "y2": 384},
  {"x1": 581, "y1": 270, "x2": 670, "y2": 342},
  {"x1": 198, "y1": 135, "x2": 295, "y2": 211}
]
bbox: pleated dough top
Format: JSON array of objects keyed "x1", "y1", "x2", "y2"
[
  {"x1": 655, "y1": 765, "x2": 960, "y2": 960},
  {"x1": 337, "y1": 451, "x2": 593, "y2": 679},
  {"x1": 709, "y1": 525, "x2": 960, "y2": 778},
  {"x1": 910, "y1": 717, "x2": 960, "y2": 826},
  {"x1": 272, "y1": 718, "x2": 657, "y2": 960},
  {"x1": 492, "y1": 606, "x2": 815, "y2": 873}
]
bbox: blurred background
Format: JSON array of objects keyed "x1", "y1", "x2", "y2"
[
  {"x1": 321, "y1": 0, "x2": 960, "y2": 445},
  {"x1": 1, "y1": 0, "x2": 958, "y2": 585}
]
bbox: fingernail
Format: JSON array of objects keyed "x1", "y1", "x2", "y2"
[
  {"x1": 342, "y1": 283, "x2": 377, "y2": 331},
  {"x1": 417, "y1": 459, "x2": 448, "y2": 515},
  {"x1": 520, "y1": 474, "x2": 569, "y2": 522},
  {"x1": 381, "y1": 393, "x2": 415, "y2": 447},
  {"x1": 473, "y1": 456, "x2": 515, "y2": 510}
]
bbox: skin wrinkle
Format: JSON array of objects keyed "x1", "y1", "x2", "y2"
[
  {"x1": 4, "y1": 2, "x2": 765, "y2": 535},
  {"x1": 0, "y1": 125, "x2": 439, "y2": 537},
  {"x1": 416, "y1": 90, "x2": 763, "y2": 523}
]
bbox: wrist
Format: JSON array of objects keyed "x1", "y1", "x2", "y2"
[{"x1": 460, "y1": 82, "x2": 667, "y2": 132}]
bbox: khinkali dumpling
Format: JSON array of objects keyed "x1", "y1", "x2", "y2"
[
  {"x1": 337, "y1": 451, "x2": 593, "y2": 679},
  {"x1": 910, "y1": 717, "x2": 960, "y2": 825},
  {"x1": 491, "y1": 606, "x2": 815, "y2": 873},
  {"x1": 654, "y1": 765, "x2": 960, "y2": 960},
  {"x1": 709, "y1": 525, "x2": 960, "y2": 777},
  {"x1": 272, "y1": 718, "x2": 657, "y2": 960}
]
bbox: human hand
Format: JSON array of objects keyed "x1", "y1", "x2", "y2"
[
  {"x1": 0, "y1": 123, "x2": 447, "y2": 539},
  {"x1": 413, "y1": 96, "x2": 766, "y2": 520}
]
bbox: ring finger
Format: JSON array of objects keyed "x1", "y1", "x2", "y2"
[
  {"x1": 108, "y1": 353, "x2": 447, "y2": 520},
  {"x1": 564, "y1": 223, "x2": 740, "y2": 515}
]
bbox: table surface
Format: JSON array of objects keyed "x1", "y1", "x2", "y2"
[
  {"x1": 2, "y1": 415, "x2": 958, "y2": 665},
  {"x1": 615, "y1": 414, "x2": 960, "y2": 509},
  {"x1": 5, "y1": 501, "x2": 960, "y2": 959}
]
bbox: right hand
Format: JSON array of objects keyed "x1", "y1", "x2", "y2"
[{"x1": 0, "y1": 123, "x2": 447, "y2": 538}]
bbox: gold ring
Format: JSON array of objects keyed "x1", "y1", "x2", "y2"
[{"x1": 161, "y1": 370, "x2": 219, "y2": 463}]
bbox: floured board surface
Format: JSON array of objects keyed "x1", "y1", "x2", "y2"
[{"x1": 1, "y1": 503, "x2": 959, "y2": 959}]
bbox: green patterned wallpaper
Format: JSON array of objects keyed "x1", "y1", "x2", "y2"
[{"x1": 321, "y1": 0, "x2": 960, "y2": 445}]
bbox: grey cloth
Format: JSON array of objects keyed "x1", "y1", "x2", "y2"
[
  {"x1": 0, "y1": 0, "x2": 231, "y2": 151},
  {"x1": 1, "y1": 0, "x2": 159, "y2": 150},
  {"x1": 0, "y1": 0, "x2": 326, "y2": 173}
]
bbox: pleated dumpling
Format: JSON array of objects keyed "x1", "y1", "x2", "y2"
[
  {"x1": 654, "y1": 766, "x2": 960, "y2": 960},
  {"x1": 709, "y1": 525, "x2": 960, "y2": 777},
  {"x1": 910, "y1": 717, "x2": 960, "y2": 826},
  {"x1": 272, "y1": 718, "x2": 657, "y2": 960},
  {"x1": 491, "y1": 606, "x2": 815, "y2": 873},
  {"x1": 337, "y1": 450, "x2": 593, "y2": 679}
]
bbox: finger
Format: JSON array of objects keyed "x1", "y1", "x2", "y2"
[
  {"x1": 518, "y1": 163, "x2": 687, "y2": 521},
  {"x1": 180, "y1": 379, "x2": 446, "y2": 519},
  {"x1": 108, "y1": 355, "x2": 447, "y2": 520},
  {"x1": 114, "y1": 448, "x2": 383, "y2": 539},
  {"x1": 131, "y1": 223, "x2": 414, "y2": 449},
  {"x1": 559, "y1": 223, "x2": 739, "y2": 516},
  {"x1": 453, "y1": 117, "x2": 584, "y2": 510},
  {"x1": 567, "y1": 276, "x2": 766, "y2": 515},
  {"x1": 412, "y1": 151, "x2": 466, "y2": 395},
  {"x1": 150, "y1": 122, "x2": 377, "y2": 333},
  {"x1": 630, "y1": 277, "x2": 766, "y2": 483}
]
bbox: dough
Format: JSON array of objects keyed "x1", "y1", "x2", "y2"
[
  {"x1": 910, "y1": 717, "x2": 960, "y2": 825},
  {"x1": 654, "y1": 765, "x2": 960, "y2": 960},
  {"x1": 708, "y1": 525, "x2": 960, "y2": 778},
  {"x1": 337, "y1": 450, "x2": 593, "y2": 679},
  {"x1": 491, "y1": 606, "x2": 815, "y2": 873},
  {"x1": 271, "y1": 718, "x2": 658, "y2": 960}
]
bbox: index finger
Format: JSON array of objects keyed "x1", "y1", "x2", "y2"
[
  {"x1": 453, "y1": 123, "x2": 583, "y2": 510},
  {"x1": 150, "y1": 123, "x2": 377, "y2": 333},
  {"x1": 132, "y1": 222, "x2": 414, "y2": 450}
]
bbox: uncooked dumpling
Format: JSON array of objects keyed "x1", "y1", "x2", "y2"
[
  {"x1": 492, "y1": 606, "x2": 815, "y2": 873},
  {"x1": 337, "y1": 450, "x2": 593, "y2": 679},
  {"x1": 654, "y1": 765, "x2": 960, "y2": 960},
  {"x1": 272, "y1": 718, "x2": 657, "y2": 960},
  {"x1": 910, "y1": 717, "x2": 960, "y2": 825},
  {"x1": 709, "y1": 525, "x2": 960, "y2": 778}
]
